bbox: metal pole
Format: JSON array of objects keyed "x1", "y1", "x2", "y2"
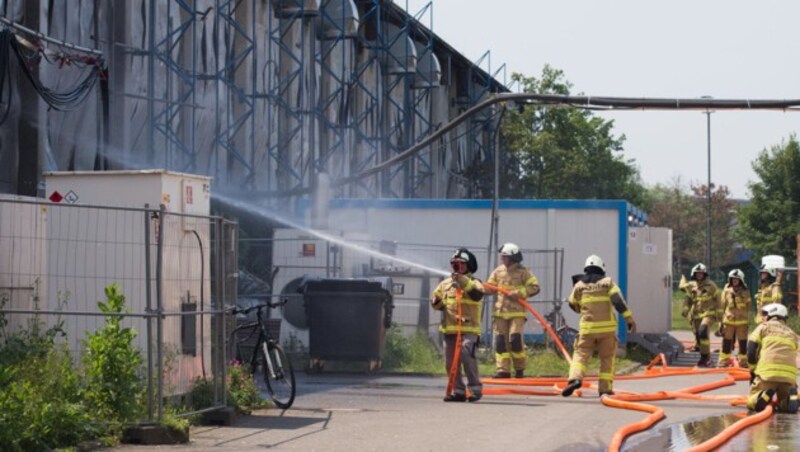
[
  {"x1": 705, "y1": 108, "x2": 712, "y2": 268},
  {"x1": 156, "y1": 204, "x2": 166, "y2": 421},
  {"x1": 144, "y1": 205, "x2": 154, "y2": 422},
  {"x1": 147, "y1": 0, "x2": 156, "y2": 164}
]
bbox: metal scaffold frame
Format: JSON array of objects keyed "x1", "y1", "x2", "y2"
[
  {"x1": 213, "y1": 0, "x2": 257, "y2": 189},
  {"x1": 145, "y1": 0, "x2": 198, "y2": 172}
]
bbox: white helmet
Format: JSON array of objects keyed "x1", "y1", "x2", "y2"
[
  {"x1": 691, "y1": 263, "x2": 708, "y2": 279},
  {"x1": 498, "y1": 242, "x2": 523, "y2": 263},
  {"x1": 761, "y1": 303, "x2": 788, "y2": 320},
  {"x1": 728, "y1": 269, "x2": 746, "y2": 286},
  {"x1": 584, "y1": 254, "x2": 606, "y2": 272},
  {"x1": 761, "y1": 265, "x2": 778, "y2": 279}
]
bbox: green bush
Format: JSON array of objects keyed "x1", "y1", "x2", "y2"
[
  {"x1": 188, "y1": 361, "x2": 269, "y2": 415},
  {"x1": 382, "y1": 325, "x2": 443, "y2": 374},
  {"x1": 82, "y1": 284, "x2": 144, "y2": 428},
  {"x1": 0, "y1": 346, "x2": 95, "y2": 451}
]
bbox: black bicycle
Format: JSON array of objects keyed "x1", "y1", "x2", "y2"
[
  {"x1": 231, "y1": 300, "x2": 296, "y2": 409},
  {"x1": 544, "y1": 299, "x2": 578, "y2": 354}
]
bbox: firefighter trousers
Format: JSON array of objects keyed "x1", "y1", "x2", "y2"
[
  {"x1": 719, "y1": 324, "x2": 748, "y2": 366},
  {"x1": 493, "y1": 317, "x2": 526, "y2": 373},
  {"x1": 695, "y1": 317, "x2": 716, "y2": 355},
  {"x1": 444, "y1": 333, "x2": 482, "y2": 397},
  {"x1": 568, "y1": 332, "x2": 617, "y2": 394},
  {"x1": 747, "y1": 376, "x2": 797, "y2": 412}
]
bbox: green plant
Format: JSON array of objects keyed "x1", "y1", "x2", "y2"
[
  {"x1": 82, "y1": 284, "x2": 144, "y2": 427},
  {"x1": 382, "y1": 326, "x2": 443, "y2": 374},
  {"x1": 0, "y1": 346, "x2": 95, "y2": 451},
  {"x1": 228, "y1": 361, "x2": 269, "y2": 412}
]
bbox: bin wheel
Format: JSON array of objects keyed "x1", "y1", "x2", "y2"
[
  {"x1": 307, "y1": 358, "x2": 325, "y2": 374},
  {"x1": 367, "y1": 359, "x2": 381, "y2": 374}
]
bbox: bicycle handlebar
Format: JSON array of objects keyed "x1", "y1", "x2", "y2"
[{"x1": 231, "y1": 298, "x2": 288, "y2": 315}]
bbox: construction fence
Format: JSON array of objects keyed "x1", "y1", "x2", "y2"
[
  {"x1": 0, "y1": 196, "x2": 238, "y2": 423},
  {"x1": 239, "y1": 234, "x2": 565, "y2": 347}
]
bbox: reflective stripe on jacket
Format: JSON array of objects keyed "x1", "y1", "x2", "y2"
[
  {"x1": 749, "y1": 319, "x2": 799, "y2": 384},
  {"x1": 722, "y1": 284, "x2": 751, "y2": 326},
  {"x1": 685, "y1": 280, "x2": 720, "y2": 320},
  {"x1": 432, "y1": 276, "x2": 484, "y2": 335},
  {"x1": 756, "y1": 282, "x2": 782, "y2": 313},
  {"x1": 488, "y1": 263, "x2": 540, "y2": 319},
  {"x1": 569, "y1": 277, "x2": 632, "y2": 336}
]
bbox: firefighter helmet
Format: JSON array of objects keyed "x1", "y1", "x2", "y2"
[
  {"x1": 584, "y1": 254, "x2": 606, "y2": 273},
  {"x1": 760, "y1": 265, "x2": 778, "y2": 279},
  {"x1": 451, "y1": 248, "x2": 478, "y2": 273},
  {"x1": 728, "y1": 269, "x2": 746, "y2": 287},
  {"x1": 498, "y1": 242, "x2": 523, "y2": 263},
  {"x1": 761, "y1": 303, "x2": 788, "y2": 320},
  {"x1": 691, "y1": 263, "x2": 708, "y2": 279}
]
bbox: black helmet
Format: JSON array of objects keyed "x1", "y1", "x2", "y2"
[{"x1": 451, "y1": 248, "x2": 478, "y2": 273}]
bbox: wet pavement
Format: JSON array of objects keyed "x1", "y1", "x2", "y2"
[{"x1": 625, "y1": 411, "x2": 800, "y2": 451}]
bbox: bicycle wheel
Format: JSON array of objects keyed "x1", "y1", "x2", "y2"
[
  {"x1": 262, "y1": 343, "x2": 296, "y2": 409},
  {"x1": 556, "y1": 327, "x2": 578, "y2": 355}
]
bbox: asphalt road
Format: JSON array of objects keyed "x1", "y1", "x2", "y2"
[{"x1": 116, "y1": 370, "x2": 751, "y2": 451}]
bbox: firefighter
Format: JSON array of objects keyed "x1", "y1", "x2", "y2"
[
  {"x1": 484, "y1": 243, "x2": 540, "y2": 378},
  {"x1": 755, "y1": 265, "x2": 782, "y2": 323},
  {"x1": 431, "y1": 248, "x2": 485, "y2": 402},
  {"x1": 718, "y1": 269, "x2": 751, "y2": 367},
  {"x1": 683, "y1": 263, "x2": 720, "y2": 367},
  {"x1": 746, "y1": 303, "x2": 799, "y2": 413},
  {"x1": 561, "y1": 255, "x2": 636, "y2": 397}
]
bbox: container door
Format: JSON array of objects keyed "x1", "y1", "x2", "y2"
[{"x1": 627, "y1": 227, "x2": 673, "y2": 334}]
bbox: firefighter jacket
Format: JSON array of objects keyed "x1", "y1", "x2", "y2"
[
  {"x1": 487, "y1": 263, "x2": 540, "y2": 319},
  {"x1": 685, "y1": 279, "x2": 720, "y2": 320},
  {"x1": 721, "y1": 284, "x2": 751, "y2": 326},
  {"x1": 756, "y1": 282, "x2": 783, "y2": 313},
  {"x1": 748, "y1": 319, "x2": 799, "y2": 385},
  {"x1": 568, "y1": 275, "x2": 633, "y2": 336},
  {"x1": 432, "y1": 275, "x2": 484, "y2": 335}
]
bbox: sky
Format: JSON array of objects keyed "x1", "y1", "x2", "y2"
[{"x1": 402, "y1": 0, "x2": 800, "y2": 199}]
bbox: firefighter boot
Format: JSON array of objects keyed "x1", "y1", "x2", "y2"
[
  {"x1": 787, "y1": 388, "x2": 799, "y2": 414},
  {"x1": 697, "y1": 354, "x2": 713, "y2": 368},
  {"x1": 754, "y1": 389, "x2": 775, "y2": 412},
  {"x1": 493, "y1": 371, "x2": 511, "y2": 379},
  {"x1": 468, "y1": 391, "x2": 483, "y2": 403},
  {"x1": 443, "y1": 393, "x2": 467, "y2": 402},
  {"x1": 514, "y1": 369, "x2": 525, "y2": 378},
  {"x1": 561, "y1": 379, "x2": 582, "y2": 397}
]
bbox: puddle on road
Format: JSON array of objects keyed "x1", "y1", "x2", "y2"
[{"x1": 625, "y1": 412, "x2": 800, "y2": 451}]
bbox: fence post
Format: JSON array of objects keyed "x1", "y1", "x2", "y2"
[
  {"x1": 156, "y1": 204, "x2": 166, "y2": 421},
  {"x1": 218, "y1": 217, "x2": 227, "y2": 409},
  {"x1": 144, "y1": 204, "x2": 154, "y2": 422}
]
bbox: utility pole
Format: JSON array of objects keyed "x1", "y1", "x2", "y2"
[{"x1": 702, "y1": 96, "x2": 714, "y2": 268}]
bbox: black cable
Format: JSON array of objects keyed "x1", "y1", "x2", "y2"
[
  {"x1": 190, "y1": 229, "x2": 206, "y2": 380},
  {"x1": 0, "y1": 30, "x2": 13, "y2": 125},
  {"x1": 8, "y1": 32, "x2": 103, "y2": 111}
]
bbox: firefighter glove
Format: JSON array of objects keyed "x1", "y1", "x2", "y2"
[
  {"x1": 451, "y1": 273, "x2": 469, "y2": 287},
  {"x1": 750, "y1": 371, "x2": 756, "y2": 385},
  {"x1": 626, "y1": 318, "x2": 637, "y2": 334}
]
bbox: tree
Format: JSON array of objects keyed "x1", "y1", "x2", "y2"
[
  {"x1": 737, "y1": 136, "x2": 800, "y2": 261},
  {"x1": 466, "y1": 66, "x2": 648, "y2": 207},
  {"x1": 647, "y1": 178, "x2": 737, "y2": 277}
]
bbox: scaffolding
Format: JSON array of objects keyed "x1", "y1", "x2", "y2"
[{"x1": 0, "y1": 0, "x2": 509, "y2": 208}]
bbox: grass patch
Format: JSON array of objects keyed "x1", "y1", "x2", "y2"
[
  {"x1": 672, "y1": 290, "x2": 691, "y2": 330},
  {"x1": 477, "y1": 345, "x2": 642, "y2": 377},
  {"x1": 383, "y1": 326, "x2": 443, "y2": 375}
]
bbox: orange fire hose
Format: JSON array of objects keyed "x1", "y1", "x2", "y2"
[
  {"x1": 474, "y1": 287, "x2": 774, "y2": 450},
  {"x1": 445, "y1": 288, "x2": 464, "y2": 397},
  {"x1": 602, "y1": 396, "x2": 665, "y2": 452},
  {"x1": 482, "y1": 282, "x2": 572, "y2": 363},
  {"x1": 685, "y1": 405, "x2": 774, "y2": 452}
]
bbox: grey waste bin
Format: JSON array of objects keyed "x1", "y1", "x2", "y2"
[{"x1": 299, "y1": 278, "x2": 393, "y2": 370}]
